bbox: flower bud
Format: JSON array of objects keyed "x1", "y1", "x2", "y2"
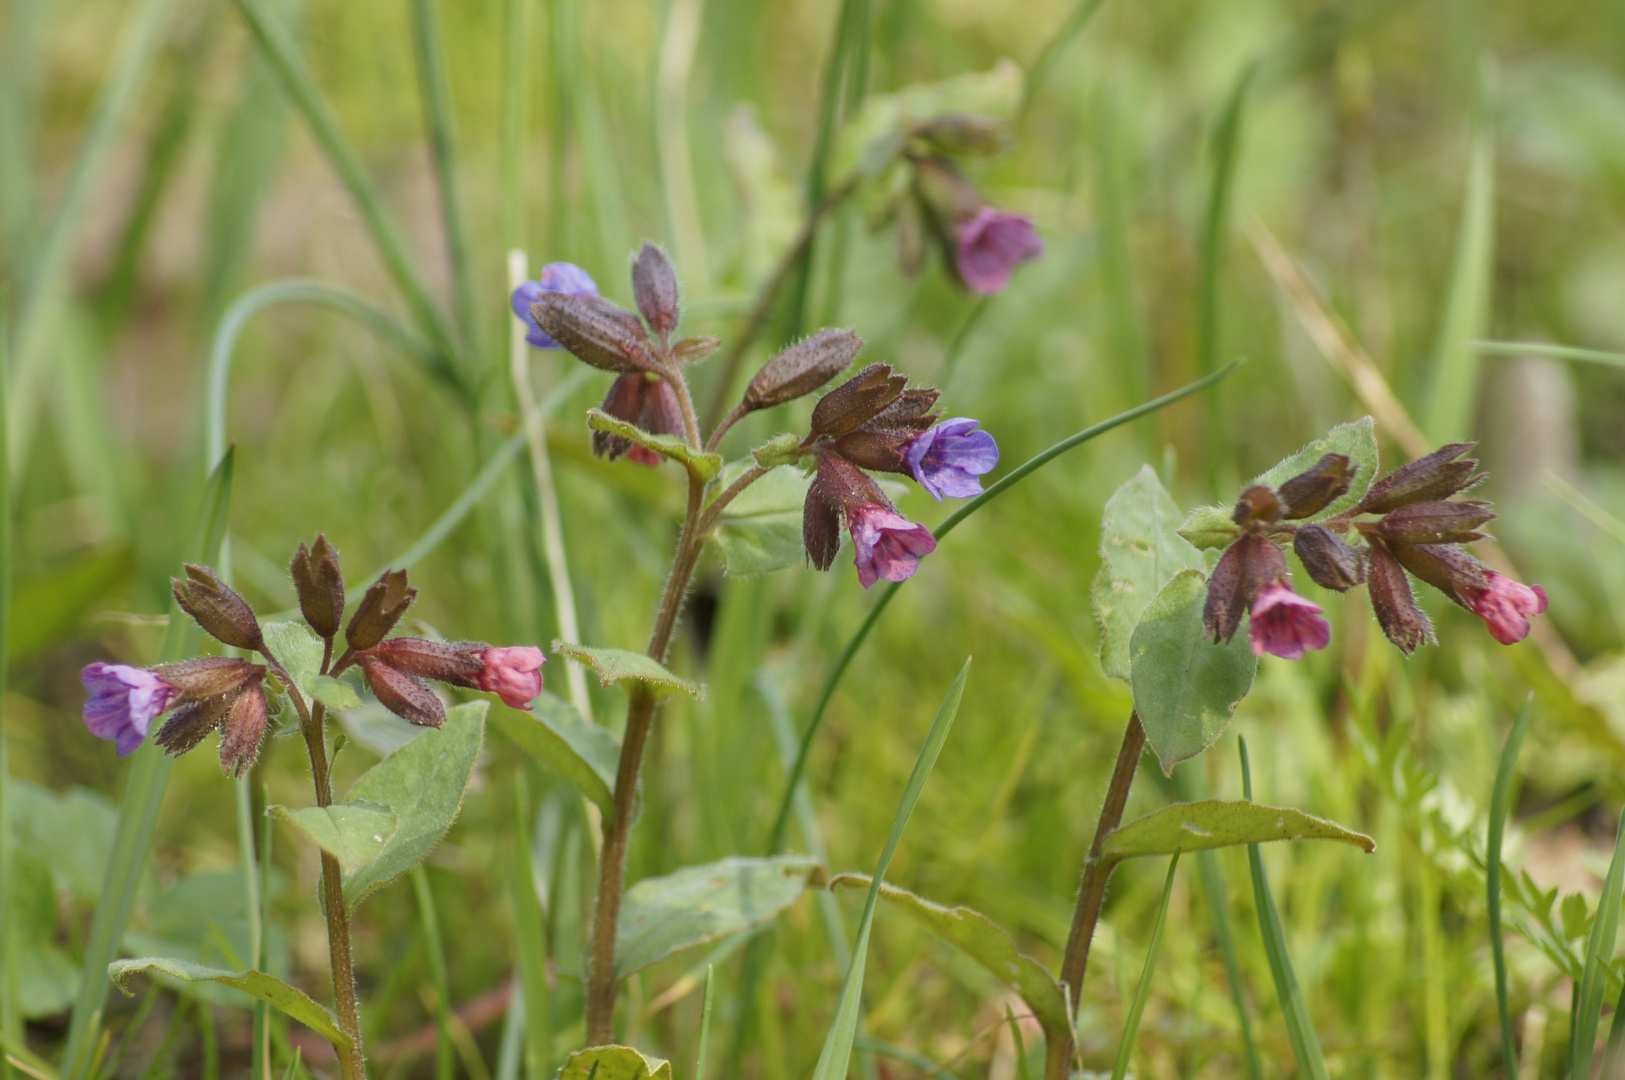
[
  {"x1": 592, "y1": 372, "x2": 683, "y2": 464},
  {"x1": 345, "y1": 569, "x2": 417, "y2": 651},
  {"x1": 1384, "y1": 540, "x2": 1491, "y2": 609},
  {"x1": 360, "y1": 655, "x2": 446, "y2": 728},
  {"x1": 1292, "y1": 526, "x2": 1367, "y2": 591},
  {"x1": 154, "y1": 693, "x2": 234, "y2": 757},
  {"x1": 528, "y1": 292, "x2": 656, "y2": 373},
  {"x1": 172, "y1": 564, "x2": 263, "y2": 651},
  {"x1": 744, "y1": 329, "x2": 864, "y2": 412},
  {"x1": 915, "y1": 115, "x2": 1009, "y2": 158},
  {"x1": 809, "y1": 364, "x2": 908, "y2": 438},
  {"x1": 1232, "y1": 486, "x2": 1282, "y2": 528},
  {"x1": 867, "y1": 388, "x2": 940, "y2": 431},
  {"x1": 672, "y1": 336, "x2": 721, "y2": 365},
  {"x1": 1374, "y1": 500, "x2": 1494, "y2": 545},
  {"x1": 802, "y1": 478, "x2": 843, "y2": 572},
  {"x1": 220, "y1": 679, "x2": 269, "y2": 778},
  {"x1": 1202, "y1": 535, "x2": 1288, "y2": 644},
  {"x1": 631, "y1": 242, "x2": 681, "y2": 336},
  {"x1": 364, "y1": 637, "x2": 486, "y2": 685},
  {"x1": 1356, "y1": 442, "x2": 1480, "y2": 514},
  {"x1": 154, "y1": 656, "x2": 265, "y2": 698},
  {"x1": 1276, "y1": 454, "x2": 1356, "y2": 520},
  {"x1": 291, "y1": 535, "x2": 345, "y2": 639},
  {"x1": 1366, "y1": 539, "x2": 1435, "y2": 654}
]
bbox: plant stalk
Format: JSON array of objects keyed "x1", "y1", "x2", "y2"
[{"x1": 1047, "y1": 711, "x2": 1146, "y2": 1080}]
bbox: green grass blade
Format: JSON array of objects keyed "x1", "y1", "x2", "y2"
[
  {"x1": 1239, "y1": 737, "x2": 1331, "y2": 1080},
  {"x1": 1488, "y1": 698, "x2": 1534, "y2": 1080},
  {"x1": 1543, "y1": 473, "x2": 1625, "y2": 549},
  {"x1": 1474, "y1": 341, "x2": 1625, "y2": 371},
  {"x1": 234, "y1": 778, "x2": 265, "y2": 1080},
  {"x1": 511, "y1": 775, "x2": 552, "y2": 1080},
  {"x1": 1110, "y1": 852, "x2": 1182, "y2": 1080},
  {"x1": 499, "y1": 0, "x2": 534, "y2": 250},
  {"x1": 412, "y1": 866, "x2": 457, "y2": 1080},
  {"x1": 811, "y1": 658, "x2": 971, "y2": 1080},
  {"x1": 59, "y1": 451, "x2": 236, "y2": 1080},
  {"x1": 1569, "y1": 801, "x2": 1625, "y2": 1074},
  {"x1": 696, "y1": 965, "x2": 715, "y2": 1080},
  {"x1": 765, "y1": 361, "x2": 1242, "y2": 856},
  {"x1": 1020, "y1": 0, "x2": 1108, "y2": 120},
  {"x1": 656, "y1": 0, "x2": 712, "y2": 294},
  {"x1": 1197, "y1": 63, "x2": 1254, "y2": 380}
]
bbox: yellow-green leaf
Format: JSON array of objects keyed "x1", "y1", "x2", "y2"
[
  {"x1": 586, "y1": 408, "x2": 721, "y2": 480},
  {"x1": 1103, "y1": 799, "x2": 1375, "y2": 863},
  {"x1": 553, "y1": 642, "x2": 703, "y2": 700}
]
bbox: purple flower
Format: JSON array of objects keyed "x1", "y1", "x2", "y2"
[
  {"x1": 905, "y1": 418, "x2": 999, "y2": 500},
  {"x1": 511, "y1": 262, "x2": 599, "y2": 349},
  {"x1": 848, "y1": 503, "x2": 938, "y2": 589},
  {"x1": 473, "y1": 646, "x2": 547, "y2": 709},
  {"x1": 1464, "y1": 572, "x2": 1548, "y2": 645},
  {"x1": 1248, "y1": 584, "x2": 1332, "y2": 660},
  {"x1": 81, "y1": 663, "x2": 179, "y2": 756},
  {"x1": 955, "y1": 208, "x2": 1043, "y2": 294}
]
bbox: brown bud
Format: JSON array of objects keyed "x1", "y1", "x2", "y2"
[
  {"x1": 831, "y1": 429, "x2": 912, "y2": 474},
  {"x1": 803, "y1": 475, "x2": 843, "y2": 572},
  {"x1": 220, "y1": 679, "x2": 269, "y2": 778},
  {"x1": 1374, "y1": 501, "x2": 1494, "y2": 545},
  {"x1": 154, "y1": 656, "x2": 264, "y2": 699},
  {"x1": 744, "y1": 329, "x2": 864, "y2": 412},
  {"x1": 809, "y1": 364, "x2": 908, "y2": 438},
  {"x1": 360, "y1": 655, "x2": 446, "y2": 728},
  {"x1": 1367, "y1": 539, "x2": 1435, "y2": 654},
  {"x1": 1232, "y1": 486, "x2": 1282, "y2": 528},
  {"x1": 1293, "y1": 526, "x2": 1367, "y2": 592},
  {"x1": 291, "y1": 535, "x2": 345, "y2": 639},
  {"x1": 916, "y1": 115, "x2": 1010, "y2": 158},
  {"x1": 594, "y1": 373, "x2": 647, "y2": 460},
  {"x1": 529, "y1": 292, "x2": 656, "y2": 372},
  {"x1": 154, "y1": 693, "x2": 233, "y2": 756},
  {"x1": 345, "y1": 569, "x2": 417, "y2": 651},
  {"x1": 1385, "y1": 539, "x2": 1491, "y2": 610},
  {"x1": 815, "y1": 453, "x2": 888, "y2": 512},
  {"x1": 172, "y1": 564, "x2": 263, "y2": 651},
  {"x1": 1277, "y1": 454, "x2": 1356, "y2": 520},
  {"x1": 365, "y1": 637, "x2": 486, "y2": 688},
  {"x1": 1357, "y1": 443, "x2": 1481, "y2": 514},
  {"x1": 1203, "y1": 535, "x2": 1287, "y2": 643},
  {"x1": 631, "y1": 242, "x2": 681, "y2": 335},
  {"x1": 866, "y1": 388, "x2": 940, "y2": 431},
  {"x1": 672, "y1": 336, "x2": 721, "y2": 365}
]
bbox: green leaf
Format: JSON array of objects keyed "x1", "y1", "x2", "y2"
[
  {"x1": 17, "y1": 944, "x2": 79, "y2": 1019},
  {"x1": 1177, "y1": 505, "x2": 1241, "y2": 550},
  {"x1": 1248, "y1": 416, "x2": 1378, "y2": 521},
  {"x1": 1571, "y1": 806, "x2": 1625, "y2": 1075},
  {"x1": 710, "y1": 463, "x2": 812, "y2": 576},
  {"x1": 1092, "y1": 467, "x2": 1205, "y2": 681},
  {"x1": 261, "y1": 621, "x2": 324, "y2": 701},
  {"x1": 489, "y1": 692, "x2": 620, "y2": 815},
  {"x1": 340, "y1": 701, "x2": 486, "y2": 911},
  {"x1": 827, "y1": 874, "x2": 1069, "y2": 1044},
  {"x1": 270, "y1": 802, "x2": 397, "y2": 873},
  {"x1": 108, "y1": 958, "x2": 350, "y2": 1051},
  {"x1": 1103, "y1": 800, "x2": 1375, "y2": 863},
  {"x1": 616, "y1": 856, "x2": 824, "y2": 979},
  {"x1": 306, "y1": 675, "x2": 360, "y2": 712},
  {"x1": 553, "y1": 642, "x2": 703, "y2": 700},
  {"x1": 1130, "y1": 570, "x2": 1257, "y2": 773},
  {"x1": 557, "y1": 1046, "x2": 673, "y2": 1080},
  {"x1": 1110, "y1": 853, "x2": 1181, "y2": 1080},
  {"x1": 586, "y1": 408, "x2": 721, "y2": 480}
]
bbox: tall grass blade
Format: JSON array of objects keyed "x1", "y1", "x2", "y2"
[
  {"x1": 234, "y1": 778, "x2": 265, "y2": 1080},
  {"x1": 1109, "y1": 852, "x2": 1181, "y2": 1080},
  {"x1": 695, "y1": 965, "x2": 715, "y2": 1080},
  {"x1": 656, "y1": 0, "x2": 712, "y2": 294},
  {"x1": 1239, "y1": 737, "x2": 1331, "y2": 1080},
  {"x1": 511, "y1": 775, "x2": 552, "y2": 1080},
  {"x1": 1569, "y1": 799, "x2": 1625, "y2": 1075},
  {"x1": 499, "y1": 0, "x2": 534, "y2": 250},
  {"x1": 0, "y1": 296, "x2": 12, "y2": 1079},
  {"x1": 413, "y1": 866, "x2": 457, "y2": 1080},
  {"x1": 59, "y1": 451, "x2": 236, "y2": 1080},
  {"x1": 1475, "y1": 340, "x2": 1625, "y2": 371},
  {"x1": 1488, "y1": 698, "x2": 1533, "y2": 1080},
  {"x1": 1020, "y1": 0, "x2": 1109, "y2": 119},
  {"x1": 810, "y1": 658, "x2": 971, "y2": 1080},
  {"x1": 1197, "y1": 62, "x2": 1254, "y2": 381}
]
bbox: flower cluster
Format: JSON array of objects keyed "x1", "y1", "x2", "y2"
[
  {"x1": 1202, "y1": 443, "x2": 1547, "y2": 659},
  {"x1": 79, "y1": 536, "x2": 545, "y2": 771}
]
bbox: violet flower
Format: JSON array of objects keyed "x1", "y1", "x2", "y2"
[
  {"x1": 1248, "y1": 583, "x2": 1331, "y2": 660},
  {"x1": 511, "y1": 262, "x2": 599, "y2": 349},
  {"x1": 955, "y1": 208, "x2": 1043, "y2": 294},
  {"x1": 81, "y1": 663, "x2": 179, "y2": 756},
  {"x1": 848, "y1": 503, "x2": 938, "y2": 589},
  {"x1": 472, "y1": 646, "x2": 547, "y2": 709},
  {"x1": 1465, "y1": 573, "x2": 1548, "y2": 645},
  {"x1": 905, "y1": 418, "x2": 999, "y2": 500}
]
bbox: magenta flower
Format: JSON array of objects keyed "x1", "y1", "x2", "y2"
[
  {"x1": 1248, "y1": 583, "x2": 1331, "y2": 660},
  {"x1": 511, "y1": 262, "x2": 599, "y2": 349},
  {"x1": 848, "y1": 503, "x2": 938, "y2": 589},
  {"x1": 81, "y1": 663, "x2": 179, "y2": 756},
  {"x1": 473, "y1": 646, "x2": 546, "y2": 709},
  {"x1": 905, "y1": 418, "x2": 999, "y2": 500},
  {"x1": 955, "y1": 208, "x2": 1043, "y2": 294},
  {"x1": 1464, "y1": 573, "x2": 1548, "y2": 645}
]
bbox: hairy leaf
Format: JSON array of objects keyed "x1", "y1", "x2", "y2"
[
  {"x1": 1103, "y1": 800, "x2": 1375, "y2": 862},
  {"x1": 1248, "y1": 417, "x2": 1378, "y2": 521},
  {"x1": 270, "y1": 801, "x2": 397, "y2": 873},
  {"x1": 586, "y1": 409, "x2": 721, "y2": 481},
  {"x1": 108, "y1": 958, "x2": 350, "y2": 1050},
  {"x1": 558, "y1": 1047, "x2": 673, "y2": 1080},
  {"x1": 554, "y1": 642, "x2": 703, "y2": 700},
  {"x1": 489, "y1": 692, "x2": 620, "y2": 814},
  {"x1": 1093, "y1": 467, "x2": 1205, "y2": 680}
]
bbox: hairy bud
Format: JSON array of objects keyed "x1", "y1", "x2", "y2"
[
  {"x1": 219, "y1": 679, "x2": 269, "y2": 778},
  {"x1": 529, "y1": 292, "x2": 655, "y2": 372},
  {"x1": 1374, "y1": 500, "x2": 1494, "y2": 545},
  {"x1": 1366, "y1": 539, "x2": 1435, "y2": 654},
  {"x1": 1277, "y1": 454, "x2": 1356, "y2": 520},
  {"x1": 360, "y1": 655, "x2": 446, "y2": 728},
  {"x1": 1385, "y1": 540, "x2": 1491, "y2": 609},
  {"x1": 345, "y1": 570, "x2": 417, "y2": 651},
  {"x1": 631, "y1": 242, "x2": 681, "y2": 335},
  {"x1": 154, "y1": 656, "x2": 264, "y2": 699},
  {"x1": 672, "y1": 336, "x2": 721, "y2": 365},
  {"x1": 365, "y1": 637, "x2": 487, "y2": 686},
  {"x1": 809, "y1": 364, "x2": 908, "y2": 438},
  {"x1": 291, "y1": 535, "x2": 345, "y2": 639},
  {"x1": 916, "y1": 115, "x2": 1009, "y2": 157},
  {"x1": 831, "y1": 429, "x2": 911, "y2": 474},
  {"x1": 1203, "y1": 535, "x2": 1287, "y2": 644},
  {"x1": 802, "y1": 473, "x2": 843, "y2": 572},
  {"x1": 1357, "y1": 443, "x2": 1480, "y2": 514},
  {"x1": 1232, "y1": 486, "x2": 1282, "y2": 528},
  {"x1": 866, "y1": 388, "x2": 940, "y2": 431},
  {"x1": 154, "y1": 693, "x2": 234, "y2": 757},
  {"x1": 1293, "y1": 526, "x2": 1367, "y2": 591},
  {"x1": 744, "y1": 329, "x2": 864, "y2": 412},
  {"x1": 172, "y1": 564, "x2": 263, "y2": 651}
]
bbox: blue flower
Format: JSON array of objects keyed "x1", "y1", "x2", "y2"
[
  {"x1": 81, "y1": 663, "x2": 179, "y2": 756},
  {"x1": 510, "y1": 262, "x2": 599, "y2": 349},
  {"x1": 905, "y1": 418, "x2": 999, "y2": 500}
]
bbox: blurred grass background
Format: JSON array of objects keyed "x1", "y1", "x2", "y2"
[{"x1": 7, "y1": 0, "x2": 1625, "y2": 1075}]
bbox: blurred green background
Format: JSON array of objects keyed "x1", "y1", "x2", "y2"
[{"x1": 7, "y1": 0, "x2": 1625, "y2": 1075}]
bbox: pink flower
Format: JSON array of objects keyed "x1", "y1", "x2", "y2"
[
  {"x1": 473, "y1": 646, "x2": 546, "y2": 709},
  {"x1": 81, "y1": 663, "x2": 179, "y2": 756},
  {"x1": 955, "y1": 208, "x2": 1043, "y2": 294},
  {"x1": 1465, "y1": 573, "x2": 1548, "y2": 645},
  {"x1": 848, "y1": 503, "x2": 937, "y2": 589},
  {"x1": 1248, "y1": 583, "x2": 1331, "y2": 660}
]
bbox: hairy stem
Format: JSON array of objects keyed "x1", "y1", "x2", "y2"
[
  {"x1": 704, "y1": 403, "x2": 750, "y2": 454},
  {"x1": 1046, "y1": 711, "x2": 1145, "y2": 1080}
]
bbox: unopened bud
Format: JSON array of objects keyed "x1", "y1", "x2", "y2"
[
  {"x1": 172, "y1": 565, "x2": 263, "y2": 651},
  {"x1": 529, "y1": 292, "x2": 655, "y2": 372},
  {"x1": 154, "y1": 693, "x2": 233, "y2": 756},
  {"x1": 220, "y1": 679, "x2": 269, "y2": 778},
  {"x1": 1232, "y1": 486, "x2": 1282, "y2": 528},
  {"x1": 672, "y1": 336, "x2": 721, "y2": 365},
  {"x1": 365, "y1": 637, "x2": 486, "y2": 686},
  {"x1": 1293, "y1": 526, "x2": 1367, "y2": 591},
  {"x1": 744, "y1": 329, "x2": 864, "y2": 412},
  {"x1": 1277, "y1": 454, "x2": 1356, "y2": 519},
  {"x1": 1374, "y1": 500, "x2": 1494, "y2": 545},
  {"x1": 360, "y1": 656, "x2": 446, "y2": 728},
  {"x1": 1385, "y1": 539, "x2": 1491, "y2": 608},
  {"x1": 1366, "y1": 539, "x2": 1435, "y2": 654},
  {"x1": 631, "y1": 242, "x2": 681, "y2": 335},
  {"x1": 1202, "y1": 535, "x2": 1287, "y2": 644},
  {"x1": 752, "y1": 432, "x2": 805, "y2": 468},
  {"x1": 808, "y1": 364, "x2": 907, "y2": 438},
  {"x1": 1357, "y1": 443, "x2": 1480, "y2": 514},
  {"x1": 291, "y1": 535, "x2": 345, "y2": 639},
  {"x1": 345, "y1": 569, "x2": 417, "y2": 651},
  {"x1": 814, "y1": 452, "x2": 887, "y2": 512},
  {"x1": 154, "y1": 656, "x2": 264, "y2": 698},
  {"x1": 802, "y1": 474, "x2": 843, "y2": 572},
  {"x1": 916, "y1": 115, "x2": 1010, "y2": 158}
]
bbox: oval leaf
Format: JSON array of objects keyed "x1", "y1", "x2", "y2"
[
  {"x1": 271, "y1": 801, "x2": 397, "y2": 873},
  {"x1": 616, "y1": 856, "x2": 824, "y2": 979},
  {"x1": 1092, "y1": 467, "x2": 1205, "y2": 681},
  {"x1": 261, "y1": 621, "x2": 324, "y2": 701},
  {"x1": 827, "y1": 874, "x2": 1070, "y2": 1044},
  {"x1": 558, "y1": 1046, "x2": 673, "y2": 1080},
  {"x1": 1248, "y1": 417, "x2": 1377, "y2": 521},
  {"x1": 108, "y1": 958, "x2": 349, "y2": 1050},
  {"x1": 489, "y1": 692, "x2": 620, "y2": 815},
  {"x1": 586, "y1": 408, "x2": 721, "y2": 481},
  {"x1": 1177, "y1": 504, "x2": 1242, "y2": 550},
  {"x1": 1130, "y1": 570, "x2": 1257, "y2": 773},
  {"x1": 1103, "y1": 799, "x2": 1375, "y2": 863},
  {"x1": 554, "y1": 642, "x2": 703, "y2": 700},
  {"x1": 711, "y1": 463, "x2": 812, "y2": 576}
]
